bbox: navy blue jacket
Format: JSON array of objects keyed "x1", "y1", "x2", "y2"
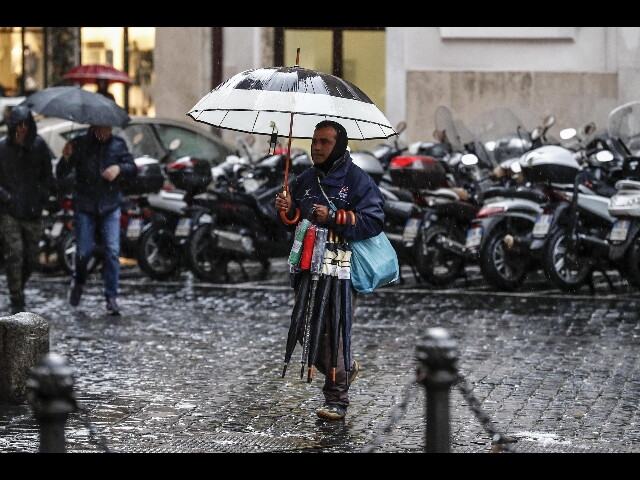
[
  {"x1": 57, "y1": 131, "x2": 136, "y2": 216},
  {"x1": 288, "y1": 152, "x2": 385, "y2": 241},
  {"x1": 0, "y1": 105, "x2": 55, "y2": 220}
]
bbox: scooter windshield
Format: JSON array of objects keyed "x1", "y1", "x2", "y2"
[
  {"x1": 608, "y1": 100, "x2": 640, "y2": 156},
  {"x1": 471, "y1": 107, "x2": 532, "y2": 165}
]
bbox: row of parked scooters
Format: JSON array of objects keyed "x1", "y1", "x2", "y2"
[
  {"x1": 27, "y1": 100, "x2": 640, "y2": 294},
  {"x1": 369, "y1": 101, "x2": 640, "y2": 293}
]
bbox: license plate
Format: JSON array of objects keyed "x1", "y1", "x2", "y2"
[
  {"x1": 402, "y1": 218, "x2": 421, "y2": 243},
  {"x1": 175, "y1": 217, "x2": 192, "y2": 237},
  {"x1": 50, "y1": 221, "x2": 64, "y2": 238},
  {"x1": 465, "y1": 226, "x2": 483, "y2": 249},
  {"x1": 610, "y1": 219, "x2": 630, "y2": 242},
  {"x1": 533, "y1": 214, "x2": 553, "y2": 237},
  {"x1": 126, "y1": 218, "x2": 143, "y2": 240}
]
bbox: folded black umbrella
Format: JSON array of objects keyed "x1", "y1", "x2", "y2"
[
  {"x1": 305, "y1": 228, "x2": 332, "y2": 383},
  {"x1": 329, "y1": 237, "x2": 347, "y2": 386},
  {"x1": 282, "y1": 270, "x2": 311, "y2": 378},
  {"x1": 341, "y1": 262, "x2": 353, "y2": 382},
  {"x1": 306, "y1": 274, "x2": 332, "y2": 383}
]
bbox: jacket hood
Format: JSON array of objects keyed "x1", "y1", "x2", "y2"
[{"x1": 6, "y1": 105, "x2": 38, "y2": 147}]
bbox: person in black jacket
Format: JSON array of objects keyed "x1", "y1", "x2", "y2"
[
  {"x1": 96, "y1": 78, "x2": 116, "y2": 104},
  {"x1": 0, "y1": 105, "x2": 55, "y2": 314},
  {"x1": 56, "y1": 124, "x2": 136, "y2": 315}
]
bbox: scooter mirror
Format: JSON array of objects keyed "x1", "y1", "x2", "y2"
[
  {"x1": 461, "y1": 153, "x2": 479, "y2": 166},
  {"x1": 584, "y1": 122, "x2": 597, "y2": 136},
  {"x1": 543, "y1": 115, "x2": 556, "y2": 129},
  {"x1": 595, "y1": 150, "x2": 614, "y2": 162},
  {"x1": 560, "y1": 128, "x2": 577, "y2": 140},
  {"x1": 531, "y1": 127, "x2": 541, "y2": 141},
  {"x1": 395, "y1": 121, "x2": 407, "y2": 134}
]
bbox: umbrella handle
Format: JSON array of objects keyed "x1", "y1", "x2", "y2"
[
  {"x1": 279, "y1": 187, "x2": 300, "y2": 225},
  {"x1": 279, "y1": 110, "x2": 301, "y2": 225}
]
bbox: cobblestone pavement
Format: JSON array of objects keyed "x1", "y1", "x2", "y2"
[{"x1": 1, "y1": 259, "x2": 640, "y2": 454}]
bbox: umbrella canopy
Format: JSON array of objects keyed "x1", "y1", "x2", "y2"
[
  {"x1": 187, "y1": 66, "x2": 396, "y2": 141},
  {"x1": 63, "y1": 64, "x2": 133, "y2": 85},
  {"x1": 21, "y1": 86, "x2": 130, "y2": 127},
  {"x1": 187, "y1": 51, "x2": 396, "y2": 225}
]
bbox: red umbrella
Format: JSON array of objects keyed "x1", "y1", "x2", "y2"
[{"x1": 63, "y1": 64, "x2": 133, "y2": 85}]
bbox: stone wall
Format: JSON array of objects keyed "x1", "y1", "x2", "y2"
[{"x1": 406, "y1": 70, "x2": 619, "y2": 145}]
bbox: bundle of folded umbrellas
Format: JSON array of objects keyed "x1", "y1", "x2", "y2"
[{"x1": 282, "y1": 222, "x2": 355, "y2": 386}]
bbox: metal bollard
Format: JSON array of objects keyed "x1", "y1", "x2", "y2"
[
  {"x1": 26, "y1": 353, "x2": 76, "y2": 453},
  {"x1": 416, "y1": 327, "x2": 459, "y2": 453}
]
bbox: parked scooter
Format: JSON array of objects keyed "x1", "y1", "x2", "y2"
[
  {"x1": 36, "y1": 191, "x2": 74, "y2": 274},
  {"x1": 389, "y1": 106, "x2": 488, "y2": 285},
  {"x1": 186, "y1": 149, "x2": 312, "y2": 283},
  {"x1": 135, "y1": 157, "x2": 213, "y2": 280},
  {"x1": 463, "y1": 108, "x2": 560, "y2": 290},
  {"x1": 536, "y1": 102, "x2": 637, "y2": 292}
]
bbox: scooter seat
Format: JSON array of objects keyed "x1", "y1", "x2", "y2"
[
  {"x1": 436, "y1": 201, "x2": 480, "y2": 223},
  {"x1": 615, "y1": 179, "x2": 640, "y2": 191},
  {"x1": 505, "y1": 187, "x2": 549, "y2": 204},
  {"x1": 384, "y1": 200, "x2": 420, "y2": 221}
]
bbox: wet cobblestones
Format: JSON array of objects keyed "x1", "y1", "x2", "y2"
[{"x1": 1, "y1": 261, "x2": 640, "y2": 454}]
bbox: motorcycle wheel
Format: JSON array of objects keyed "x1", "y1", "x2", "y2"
[
  {"x1": 57, "y1": 229, "x2": 101, "y2": 276},
  {"x1": 479, "y1": 227, "x2": 529, "y2": 291},
  {"x1": 137, "y1": 224, "x2": 181, "y2": 280},
  {"x1": 541, "y1": 227, "x2": 592, "y2": 292},
  {"x1": 188, "y1": 224, "x2": 229, "y2": 283},
  {"x1": 414, "y1": 225, "x2": 465, "y2": 286},
  {"x1": 623, "y1": 232, "x2": 640, "y2": 289}
]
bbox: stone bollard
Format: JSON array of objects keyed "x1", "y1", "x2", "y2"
[
  {"x1": 0, "y1": 312, "x2": 50, "y2": 404},
  {"x1": 27, "y1": 352, "x2": 76, "y2": 453},
  {"x1": 415, "y1": 327, "x2": 459, "y2": 453}
]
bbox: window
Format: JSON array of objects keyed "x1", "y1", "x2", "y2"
[
  {"x1": 79, "y1": 27, "x2": 156, "y2": 116},
  {"x1": 274, "y1": 27, "x2": 386, "y2": 151},
  {"x1": 0, "y1": 27, "x2": 45, "y2": 97}
]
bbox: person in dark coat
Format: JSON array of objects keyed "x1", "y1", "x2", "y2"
[
  {"x1": 56, "y1": 124, "x2": 136, "y2": 315},
  {"x1": 96, "y1": 77, "x2": 116, "y2": 103},
  {"x1": 275, "y1": 120, "x2": 385, "y2": 420},
  {"x1": 0, "y1": 105, "x2": 55, "y2": 314}
]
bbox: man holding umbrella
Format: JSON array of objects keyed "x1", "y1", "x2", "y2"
[
  {"x1": 276, "y1": 120, "x2": 385, "y2": 420},
  {"x1": 56, "y1": 124, "x2": 136, "y2": 315}
]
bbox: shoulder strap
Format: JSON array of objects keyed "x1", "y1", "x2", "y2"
[{"x1": 316, "y1": 174, "x2": 337, "y2": 212}]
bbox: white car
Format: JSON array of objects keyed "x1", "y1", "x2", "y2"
[{"x1": 35, "y1": 115, "x2": 236, "y2": 171}]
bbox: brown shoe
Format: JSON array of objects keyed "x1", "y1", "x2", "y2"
[{"x1": 316, "y1": 405, "x2": 347, "y2": 420}]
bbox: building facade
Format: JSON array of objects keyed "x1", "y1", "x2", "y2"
[{"x1": 3, "y1": 27, "x2": 640, "y2": 151}]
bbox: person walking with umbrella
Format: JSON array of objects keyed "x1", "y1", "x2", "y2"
[
  {"x1": 96, "y1": 77, "x2": 116, "y2": 104},
  {"x1": 56, "y1": 124, "x2": 137, "y2": 315},
  {"x1": 275, "y1": 120, "x2": 385, "y2": 421},
  {"x1": 0, "y1": 105, "x2": 55, "y2": 314}
]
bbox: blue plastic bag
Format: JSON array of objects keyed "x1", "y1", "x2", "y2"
[{"x1": 350, "y1": 232, "x2": 399, "y2": 293}]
